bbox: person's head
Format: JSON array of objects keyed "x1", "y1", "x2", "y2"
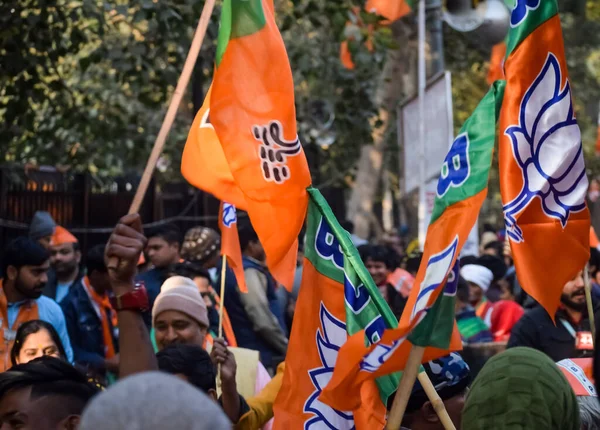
[
  {"x1": 146, "y1": 224, "x2": 181, "y2": 269},
  {"x1": 475, "y1": 254, "x2": 507, "y2": 282},
  {"x1": 79, "y1": 372, "x2": 230, "y2": 430},
  {"x1": 157, "y1": 344, "x2": 217, "y2": 401},
  {"x1": 404, "y1": 252, "x2": 423, "y2": 277},
  {"x1": 85, "y1": 244, "x2": 111, "y2": 296},
  {"x1": 463, "y1": 347, "x2": 580, "y2": 430},
  {"x1": 577, "y1": 396, "x2": 600, "y2": 430},
  {"x1": 460, "y1": 265, "x2": 493, "y2": 306},
  {"x1": 180, "y1": 227, "x2": 221, "y2": 269},
  {"x1": 152, "y1": 276, "x2": 209, "y2": 351},
  {"x1": 48, "y1": 227, "x2": 80, "y2": 279},
  {"x1": 497, "y1": 270, "x2": 517, "y2": 301},
  {"x1": 589, "y1": 248, "x2": 600, "y2": 286},
  {"x1": 455, "y1": 276, "x2": 470, "y2": 310},
  {"x1": 0, "y1": 356, "x2": 101, "y2": 430},
  {"x1": 401, "y1": 353, "x2": 470, "y2": 430},
  {"x1": 239, "y1": 221, "x2": 264, "y2": 262},
  {"x1": 28, "y1": 212, "x2": 56, "y2": 250},
  {"x1": 358, "y1": 245, "x2": 396, "y2": 287},
  {"x1": 561, "y1": 270, "x2": 586, "y2": 312},
  {"x1": 11, "y1": 320, "x2": 67, "y2": 366},
  {"x1": 482, "y1": 241, "x2": 504, "y2": 258},
  {"x1": 2, "y1": 237, "x2": 50, "y2": 300},
  {"x1": 169, "y1": 261, "x2": 212, "y2": 294}
]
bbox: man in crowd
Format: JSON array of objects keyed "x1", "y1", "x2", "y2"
[
  {"x1": 0, "y1": 357, "x2": 101, "y2": 429},
  {"x1": 136, "y1": 223, "x2": 182, "y2": 312},
  {"x1": 44, "y1": 226, "x2": 82, "y2": 303},
  {"x1": 0, "y1": 237, "x2": 73, "y2": 371},
  {"x1": 180, "y1": 226, "x2": 222, "y2": 284},
  {"x1": 401, "y1": 353, "x2": 471, "y2": 430},
  {"x1": 460, "y1": 264, "x2": 494, "y2": 326},
  {"x1": 508, "y1": 270, "x2": 600, "y2": 361},
  {"x1": 28, "y1": 211, "x2": 56, "y2": 250},
  {"x1": 359, "y1": 244, "x2": 407, "y2": 319},
  {"x1": 225, "y1": 222, "x2": 287, "y2": 371},
  {"x1": 455, "y1": 276, "x2": 493, "y2": 344},
  {"x1": 61, "y1": 244, "x2": 119, "y2": 378}
]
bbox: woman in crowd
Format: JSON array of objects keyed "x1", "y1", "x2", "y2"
[{"x1": 10, "y1": 319, "x2": 68, "y2": 366}]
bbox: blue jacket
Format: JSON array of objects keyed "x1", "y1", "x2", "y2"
[{"x1": 61, "y1": 279, "x2": 118, "y2": 371}]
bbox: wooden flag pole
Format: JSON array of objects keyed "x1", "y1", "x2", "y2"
[
  {"x1": 584, "y1": 263, "x2": 596, "y2": 345},
  {"x1": 386, "y1": 345, "x2": 425, "y2": 430},
  {"x1": 216, "y1": 255, "x2": 227, "y2": 388},
  {"x1": 417, "y1": 372, "x2": 457, "y2": 430},
  {"x1": 107, "y1": 0, "x2": 216, "y2": 270}
]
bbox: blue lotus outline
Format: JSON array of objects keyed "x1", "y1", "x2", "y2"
[
  {"x1": 503, "y1": 53, "x2": 586, "y2": 243},
  {"x1": 510, "y1": 0, "x2": 540, "y2": 27},
  {"x1": 222, "y1": 203, "x2": 237, "y2": 227}
]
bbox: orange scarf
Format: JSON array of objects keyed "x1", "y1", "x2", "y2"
[
  {"x1": 82, "y1": 276, "x2": 117, "y2": 359},
  {"x1": 0, "y1": 280, "x2": 39, "y2": 372}
]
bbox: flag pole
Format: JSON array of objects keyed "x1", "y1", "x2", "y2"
[
  {"x1": 216, "y1": 255, "x2": 227, "y2": 387},
  {"x1": 417, "y1": 372, "x2": 457, "y2": 430},
  {"x1": 386, "y1": 345, "x2": 425, "y2": 430},
  {"x1": 417, "y1": 0, "x2": 427, "y2": 251},
  {"x1": 107, "y1": 0, "x2": 216, "y2": 270},
  {"x1": 584, "y1": 263, "x2": 596, "y2": 346}
]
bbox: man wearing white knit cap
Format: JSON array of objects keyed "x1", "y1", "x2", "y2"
[{"x1": 460, "y1": 264, "x2": 494, "y2": 326}]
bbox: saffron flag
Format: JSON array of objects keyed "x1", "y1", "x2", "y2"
[
  {"x1": 320, "y1": 81, "x2": 506, "y2": 411},
  {"x1": 181, "y1": 86, "x2": 247, "y2": 211},
  {"x1": 219, "y1": 202, "x2": 247, "y2": 293},
  {"x1": 211, "y1": 0, "x2": 311, "y2": 290},
  {"x1": 366, "y1": 0, "x2": 412, "y2": 23},
  {"x1": 500, "y1": 0, "x2": 590, "y2": 317},
  {"x1": 487, "y1": 42, "x2": 506, "y2": 84},
  {"x1": 273, "y1": 188, "x2": 399, "y2": 429}
]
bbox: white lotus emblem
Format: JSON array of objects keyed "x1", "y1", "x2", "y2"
[{"x1": 503, "y1": 53, "x2": 587, "y2": 243}]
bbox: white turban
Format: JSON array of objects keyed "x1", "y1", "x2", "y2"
[{"x1": 460, "y1": 264, "x2": 494, "y2": 292}]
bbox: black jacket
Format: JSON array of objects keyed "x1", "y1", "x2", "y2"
[{"x1": 507, "y1": 303, "x2": 600, "y2": 362}]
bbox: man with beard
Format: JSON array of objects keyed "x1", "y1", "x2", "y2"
[
  {"x1": 508, "y1": 270, "x2": 599, "y2": 361},
  {"x1": 44, "y1": 226, "x2": 82, "y2": 304},
  {"x1": 0, "y1": 238, "x2": 73, "y2": 371}
]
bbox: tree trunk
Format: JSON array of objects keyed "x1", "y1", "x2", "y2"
[{"x1": 347, "y1": 21, "x2": 415, "y2": 240}]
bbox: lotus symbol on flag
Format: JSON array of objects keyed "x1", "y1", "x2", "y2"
[
  {"x1": 503, "y1": 53, "x2": 587, "y2": 243},
  {"x1": 510, "y1": 0, "x2": 540, "y2": 27},
  {"x1": 304, "y1": 304, "x2": 354, "y2": 430},
  {"x1": 222, "y1": 203, "x2": 237, "y2": 227}
]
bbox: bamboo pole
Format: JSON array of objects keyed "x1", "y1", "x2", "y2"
[
  {"x1": 584, "y1": 263, "x2": 596, "y2": 345},
  {"x1": 216, "y1": 255, "x2": 227, "y2": 388},
  {"x1": 417, "y1": 372, "x2": 457, "y2": 430},
  {"x1": 386, "y1": 345, "x2": 425, "y2": 430},
  {"x1": 108, "y1": 0, "x2": 217, "y2": 270}
]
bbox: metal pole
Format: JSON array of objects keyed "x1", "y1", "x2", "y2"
[{"x1": 418, "y1": 0, "x2": 427, "y2": 250}]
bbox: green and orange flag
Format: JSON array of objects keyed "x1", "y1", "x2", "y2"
[
  {"x1": 500, "y1": 0, "x2": 590, "y2": 317},
  {"x1": 183, "y1": 0, "x2": 311, "y2": 290},
  {"x1": 273, "y1": 188, "x2": 399, "y2": 429},
  {"x1": 318, "y1": 80, "x2": 505, "y2": 411}
]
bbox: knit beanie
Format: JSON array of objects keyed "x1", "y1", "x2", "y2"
[
  {"x1": 79, "y1": 372, "x2": 231, "y2": 430},
  {"x1": 460, "y1": 264, "x2": 494, "y2": 292},
  {"x1": 152, "y1": 276, "x2": 209, "y2": 328},
  {"x1": 462, "y1": 347, "x2": 580, "y2": 430},
  {"x1": 29, "y1": 211, "x2": 56, "y2": 240},
  {"x1": 181, "y1": 227, "x2": 221, "y2": 264}
]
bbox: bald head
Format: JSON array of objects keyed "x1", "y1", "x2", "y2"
[{"x1": 80, "y1": 372, "x2": 231, "y2": 430}]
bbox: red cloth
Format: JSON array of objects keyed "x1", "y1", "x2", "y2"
[{"x1": 490, "y1": 300, "x2": 525, "y2": 341}]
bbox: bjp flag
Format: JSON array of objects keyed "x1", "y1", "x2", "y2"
[
  {"x1": 210, "y1": 0, "x2": 311, "y2": 290},
  {"x1": 320, "y1": 80, "x2": 504, "y2": 412},
  {"x1": 487, "y1": 42, "x2": 506, "y2": 84},
  {"x1": 219, "y1": 202, "x2": 246, "y2": 293},
  {"x1": 366, "y1": 0, "x2": 412, "y2": 23},
  {"x1": 499, "y1": 0, "x2": 590, "y2": 317},
  {"x1": 273, "y1": 188, "x2": 399, "y2": 429},
  {"x1": 181, "y1": 85, "x2": 247, "y2": 211}
]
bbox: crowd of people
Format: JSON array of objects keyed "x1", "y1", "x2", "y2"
[{"x1": 0, "y1": 211, "x2": 598, "y2": 429}]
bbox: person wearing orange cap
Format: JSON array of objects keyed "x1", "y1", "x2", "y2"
[{"x1": 43, "y1": 225, "x2": 82, "y2": 303}]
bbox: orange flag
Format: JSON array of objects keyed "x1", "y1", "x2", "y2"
[
  {"x1": 219, "y1": 202, "x2": 247, "y2": 293},
  {"x1": 210, "y1": 0, "x2": 311, "y2": 290},
  {"x1": 366, "y1": 0, "x2": 411, "y2": 23},
  {"x1": 500, "y1": 2, "x2": 590, "y2": 317},
  {"x1": 182, "y1": 86, "x2": 248, "y2": 211},
  {"x1": 340, "y1": 40, "x2": 355, "y2": 70},
  {"x1": 487, "y1": 42, "x2": 506, "y2": 84}
]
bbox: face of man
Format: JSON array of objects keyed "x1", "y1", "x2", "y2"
[
  {"x1": 146, "y1": 237, "x2": 179, "y2": 269},
  {"x1": 365, "y1": 258, "x2": 390, "y2": 287},
  {"x1": 561, "y1": 271, "x2": 586, "y2": 312},
  {"x1": 88, "y1": 270, "x2": 111, "y2": 296},
  {"x1": 49, "y1": 244, "x2": 80, "y2": 278},
  {"x1": 0, "y1": 386, "x2": 78, "y2": 430},
  {"x1": 468, "y1": 282, "x2": 484, "y2": 306},
  {"x1": 154, "y1": 310, "x2": 207, "y2": 351},
  {"x1": 8, "y1": 261, "x2": 50, "y2": 300},
  {"x1": 246, "y1": 240, "x2": 266, "y2": 262},
  {"x1": 497, "y1": 278, "x2": 515, "y2": 301}
]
